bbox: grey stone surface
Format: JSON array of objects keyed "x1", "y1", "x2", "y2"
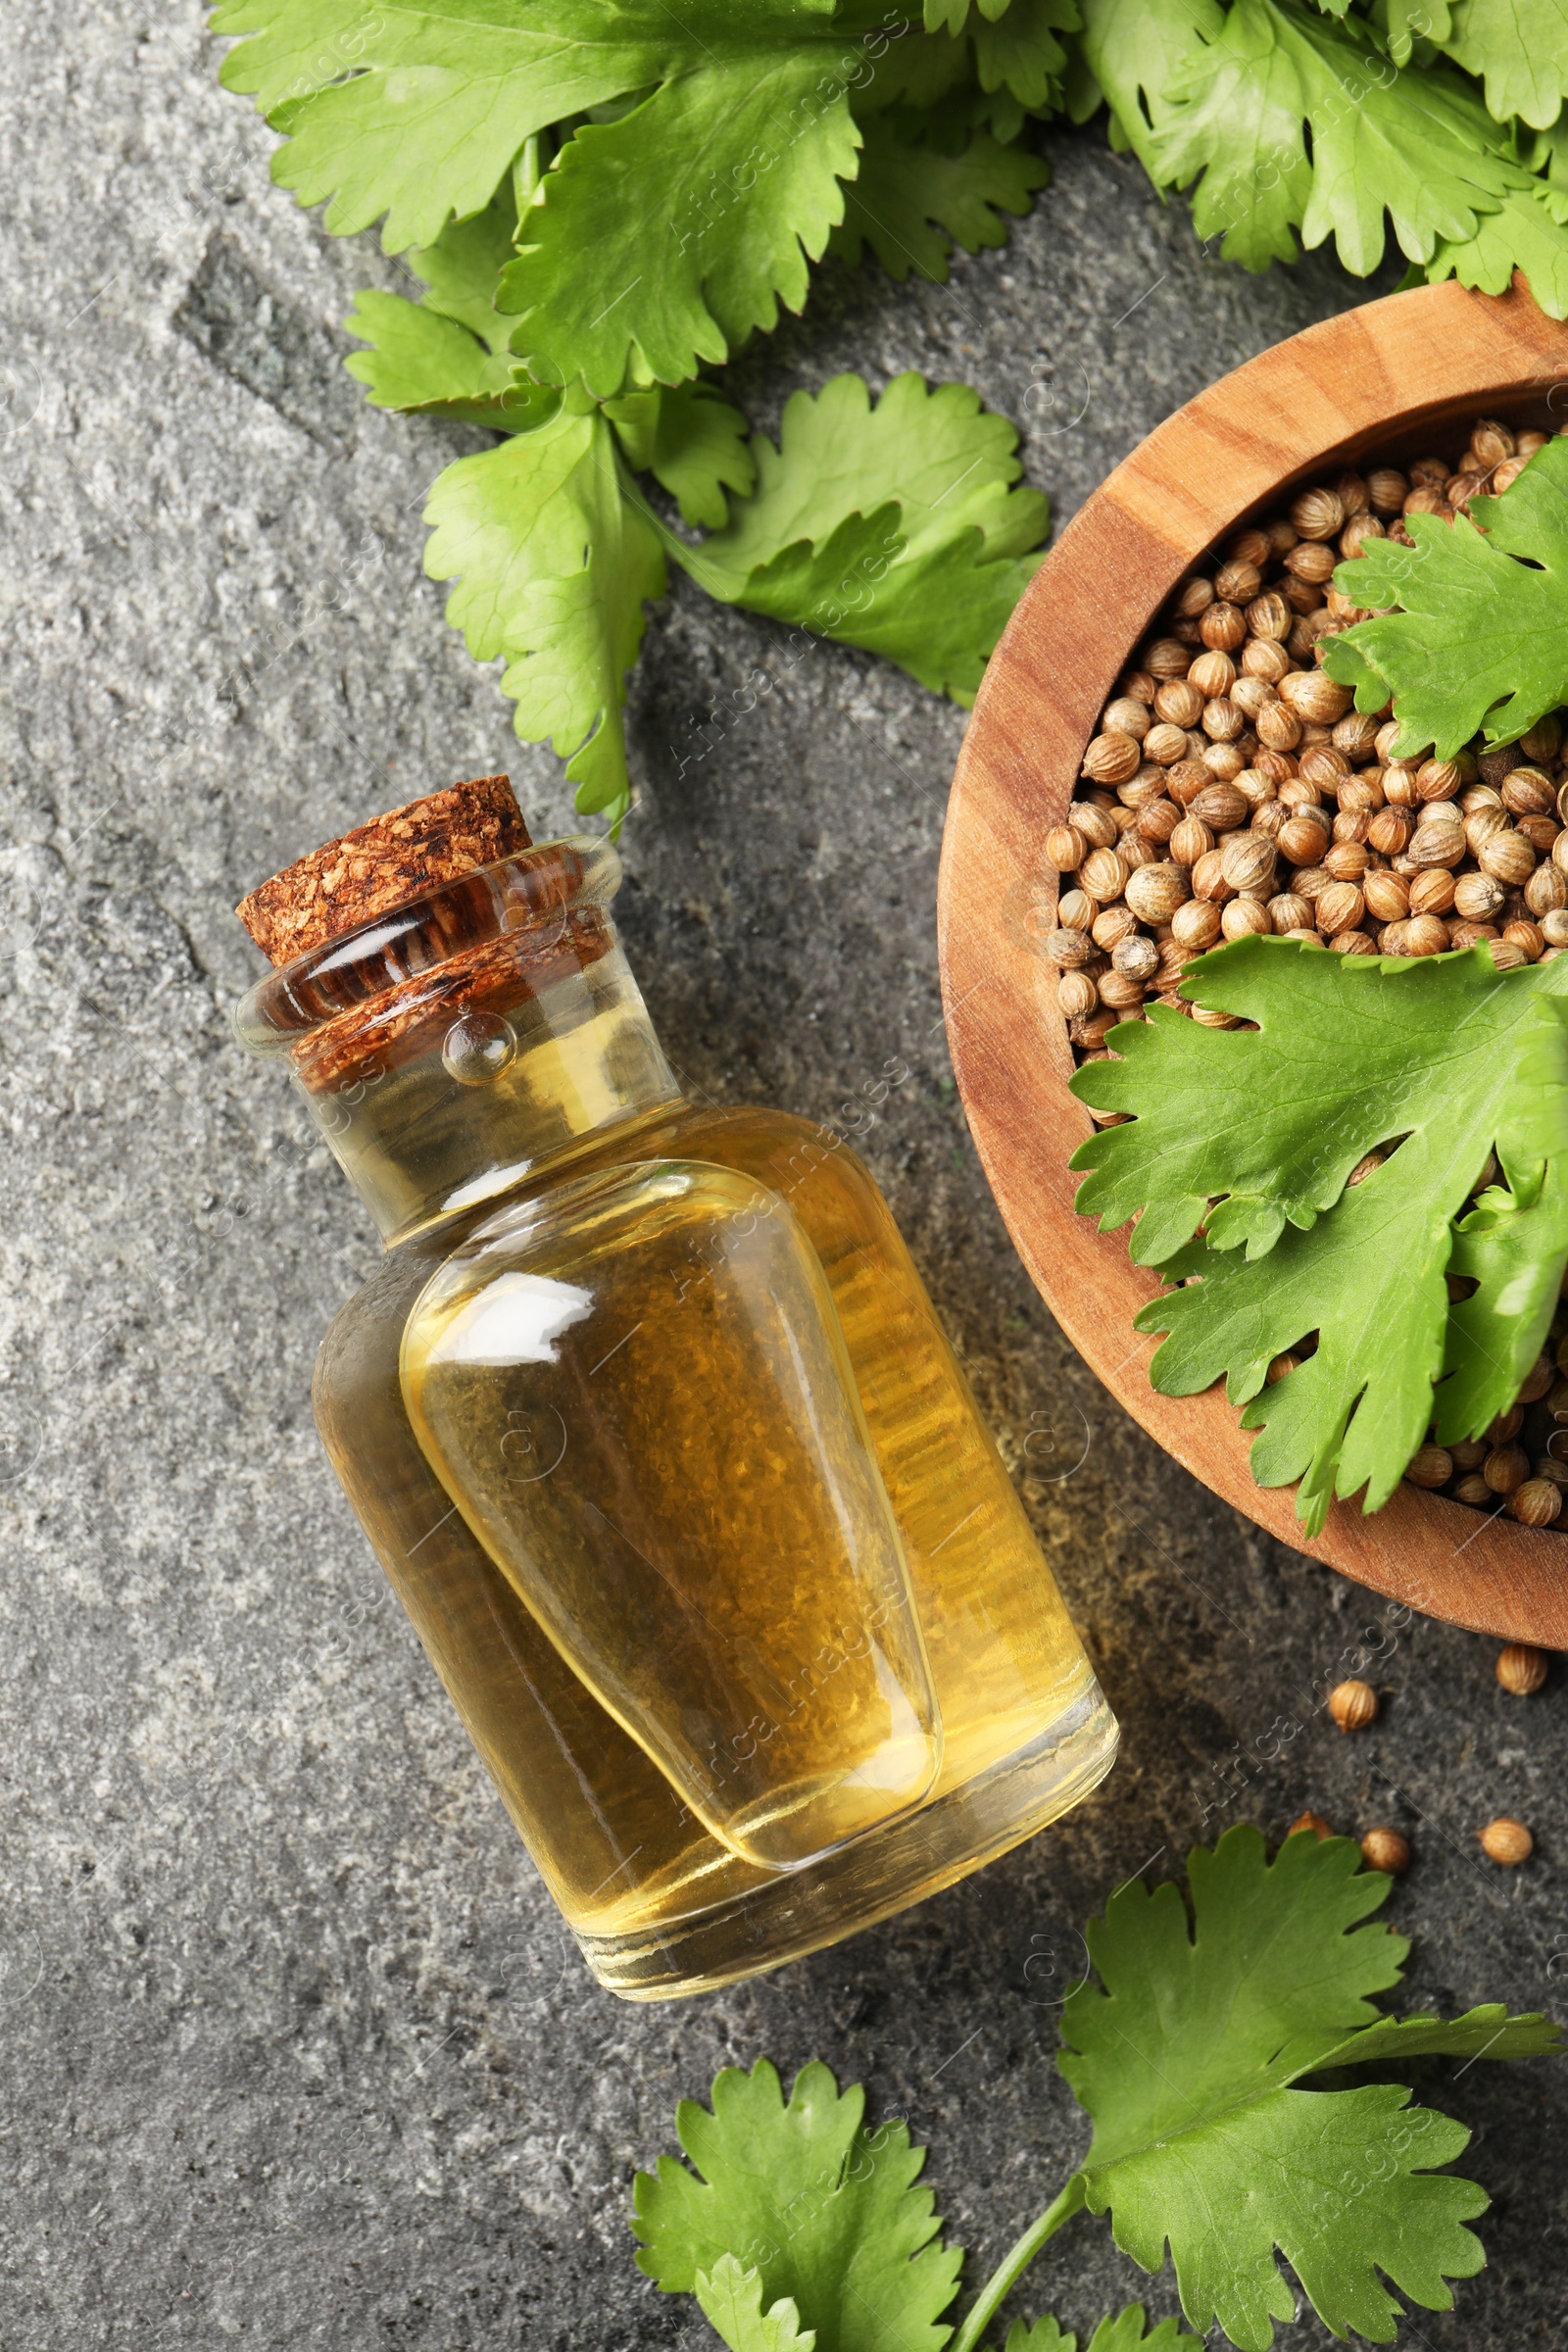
[{"x1": 1, "y1": 8, "x2": 1564, "y2": 2346}]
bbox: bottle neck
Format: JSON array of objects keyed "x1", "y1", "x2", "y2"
[
  {"x1": 235, "y1": 838, "x2": 683, "y2": 1245},
  {"x1": 306, "y1": 940, "x2": 683, "y2": 1243}
]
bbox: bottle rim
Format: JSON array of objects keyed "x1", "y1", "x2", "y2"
[{"x1": 232, "y1": 834, "x2": 620, "y2": 1062}]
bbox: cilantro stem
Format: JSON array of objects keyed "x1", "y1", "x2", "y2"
[{"x1": 949, "y1": 2173, "x2": 1088, "y2": 2352}]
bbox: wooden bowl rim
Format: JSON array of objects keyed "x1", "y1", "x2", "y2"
[{"x1": 938, "y1": 274, "x2": 1568, "y2": 1645}]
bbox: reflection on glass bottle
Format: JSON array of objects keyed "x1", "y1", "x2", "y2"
[{"x1": 234, "y1": 778, "x2": 1117, "y2": 1997}]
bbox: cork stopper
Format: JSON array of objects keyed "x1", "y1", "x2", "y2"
[{"x1": 236, "y1": 774, "x2": 533, "y2": 967}]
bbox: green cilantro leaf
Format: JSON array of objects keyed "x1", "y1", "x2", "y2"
[
  {"x1": 698, "y1": 2257, "x2": 818, "y2": 2352},
  {"x1": 1070, "y1": 942, "x2": 1568, "y2": 1529},
  {"x1": 691, "y1": 374, "x2": 1044, "y2": 580},
  {"x1": 343, "y1": 187, "x2": 557, "y2": 430},
  {"x1": 632, "y1": 2058, "x2": 962, "y2": 2352},
  {"x1": 1061, "y1": 1824, "x2": 1559, "y2": 2349},
  {"x1": 1070, "y1": 939, "x2": 1568, "y2": 1264},
  {"x1": 827, "y1": 114, "x2": 1050, "y2": 281},
  {"x1": 343, "y1": 287, "x2": 524, "y2": 421},
  {"x1": 397, "y1": 186, "x2": 518, "y2": 346},
  {"x1": 604, "y1": 384, "x2": 757, "y2": 529},
  {"x1": 1427, "y1": 174, "x2": 1568, "y2": 319},
  {"x1": 1070, "y1": 0, "x2": 1223, "y2": 180},
  {"x1": 1326, "y1": 436, "x2": 1568, "y2": 755},
  {"x1": 677, "y1": 372, "x2": 1047, "y2": 700},
  {"x1": 1436, "y1": 1155, "x2": 1568, "y2": 1441},
  {"x1": 212, "y1": 0, "x2": 673, "y2": 250},
  {"x1": 714, "y1": 501, "x2": 1042, "y2": 700},
  {"x1": 969, "y1": 0, "x2": 1082, "y2": 108},
  {"x1": 1373, "y1": 0, "x2": 1454, "y2": 64},
  {"x1": 1151, "y1": 0, "x2": 1564, "y2": 279},
  {"x1": 499, "y1": 53, "x2": 860, "y2": 395},
  {"x1": 1003, "y1": 2310, "x2": 1201, "y2": 2351},
  {"x1": 1442, "y1": 0, "x2": 1568, "y2": 129},
  {"x1": 924, "y1": 0, "x2": 1016, "y2": 32},
  {"x1": 422, "y1": 393, "x2": 665, "y2": 829}
]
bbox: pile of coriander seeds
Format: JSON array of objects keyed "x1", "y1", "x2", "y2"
[
  {"x1": 1050, "y1": 413, "x2": 1568, "y2": 1527},
  {"x1": 1047, "y1": 413, "x2": 1568, "y2": 1071}
]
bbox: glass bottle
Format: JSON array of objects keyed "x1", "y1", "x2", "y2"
[{"x1": 234, "y1": 781, "x2": 1117, "y2": 1998}]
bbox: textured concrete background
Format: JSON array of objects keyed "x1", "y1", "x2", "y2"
[{"x1": 2, "y1": 6, "x2": 1564, "y2": 2346}]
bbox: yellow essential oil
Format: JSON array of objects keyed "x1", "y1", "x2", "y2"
[{"x1": 235, "y1": 792, "x2": 1116, "y2": 1997}]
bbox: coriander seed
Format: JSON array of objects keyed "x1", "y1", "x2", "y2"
[
  {"x1": 1112, "y1": 935, "x2": 1159, "y2": 983},
  {"x1": 1126, "y1": 862, "x2": 1191, "y2": 923},
  {"x1": 1403, "y1": 1445, "x2": 1452, "y2": 1489},
  {"x1": 1328, "y1": 1678, "x2": 1378, "y2": 1732},
  {"x1": 1478, "y1": 1816, "x2": 1533, "y2": 1865},
  {"x1": 1509, "y1": 1478, "x2": 1562, "y2": 1525},
  {"x1": 1287, "y1": 1810, "x2": 1333, "y2": 1840},
  {"x1": 1154, "y1": 678, "x2": 1205, "y2": 729},
  {"x1": 1078, "y1": 848, "x2": 1130, "y2": 903},
  {"x1": 1169, "y1": 899, "x2": 1222, "y2": 951},
  {"x1": 1316, "y1": 882, "x2": 1364, "y2": 935},
  {"x1": 1360, "y1": 1828, "x2": 1410, "y2": 1874},
  {"x1": 1200, "y1": 602, "x2": 1247, "y2": 652},
  {"x1": 1367, "y1": 466, "x2": 1408, "y2": 514},
  {"x1": 1221, "y1": 898, "x2": 1271, "y2": 940},
  {"x1": 1291, "y1": 486, "x2": 1345, "y2": 539},
  {"x1": 1484, "y1": 1444, "x2": 1531, "y2": 1494},
  {"x1": 1082, "y1": 731, "x2": 1142, "y2": 785},
  {"x1": 1090, "y1": 903, "x2": 1138, "y2": 950},
  {"x1": 1213, "y1": 558, "x2": 1262, "y2": 604},
  {"x1": 1056, "y1": 970, "x2": 1099, "y2": 1020},
  {"x1": 1187, "y1": 650, "x2": 1237, "y2": 699},
  {"x1": 1047, "y1": 928, "x2": 1094, "y2": 970},
  {"x1": 1167, "y1": 817, "x2": 1214, "y2": 867},
  {"x1": 1496, "y1": 1642, "x2": 1548, "y2": 1694}
]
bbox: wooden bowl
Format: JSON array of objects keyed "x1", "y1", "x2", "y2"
[{"x1": 938, "y1": 275, "x2": 1568, "y2": 1645}]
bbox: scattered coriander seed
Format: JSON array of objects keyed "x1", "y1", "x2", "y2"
[
  {"x1": 1288, "y1": 1810, "x2": 1333, "y2": 1839},
  {"x1": 1360, "y1": 1828, "x2": 1410, "y2": 1874},
  {"x1": 1495, "y1": 1642, "x2": 1549, "y2": 1694},
  {"x1": 1478, "y1": 1816, "x2": 1534, "y2": 1865},
  {"x1": 1328, "y1": 1678, "x2": 1379, "y2": 1732}
]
